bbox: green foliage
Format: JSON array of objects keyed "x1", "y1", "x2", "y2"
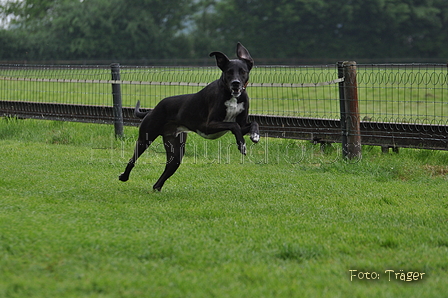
[
  {"x1": 1, "y1": 0, "x2": 448, "y2": 61},
  {"x1": 1, "y1": 0, "x2": 195, "y2": 60}
]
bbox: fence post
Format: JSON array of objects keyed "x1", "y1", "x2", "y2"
[
  {"x1": 337, "y1": 61, "x2": 348, "y2": 156},
  {"x1": 340, "y1": 61, "x2": 361, "y2": 160},
  {"x1": 110, "y1": 63, "x2": 124, "y2": 138}
]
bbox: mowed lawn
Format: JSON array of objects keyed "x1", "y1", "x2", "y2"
[{"x1": 1, "y1": 119, "x2": 447, "y2": 297}]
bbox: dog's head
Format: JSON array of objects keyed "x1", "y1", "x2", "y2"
[{"x1": 210, "y1": 42, "x2": 254, "y2": 98}]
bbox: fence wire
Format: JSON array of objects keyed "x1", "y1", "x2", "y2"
[
  {"x1": 357, "y1": 64, "x2": 448, "y2": 125},
  {"x1": 117, "y1": 65, "x2": 341, "y2": 119},
  {"x1": 0, "y1": 64, "x2": 341, "y2": 119},
  {"x1": 0, "y1": 65, "x2": 111, "y2": 106},
  {"x1": 1, "y1": 63, "x2": 447, "y2": 125}
]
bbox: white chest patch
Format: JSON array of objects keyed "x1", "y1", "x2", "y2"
[{"x1": 223, "y1": 97, "x2": 245, "y2": 122}]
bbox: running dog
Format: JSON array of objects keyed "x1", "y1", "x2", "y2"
[{"x1": 119, "y1": 43, "x2": 259, "y2": 191}]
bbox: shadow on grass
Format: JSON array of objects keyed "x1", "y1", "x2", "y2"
[{"x1": 276, "y1": 243, "x2": 327, "y2": 263}]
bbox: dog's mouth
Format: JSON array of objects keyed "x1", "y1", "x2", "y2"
[{"x1": 231, "y1": 87, "x2": 242, "y2": 97}]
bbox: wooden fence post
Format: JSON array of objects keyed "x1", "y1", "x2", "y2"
[
  {"x1": 340, "y1": 61, "x2": 361, "y2": 160},
  {"x1": 110, "y1": 63, "x2": 124, "y2": 138},
  {"x1": 337, "y1": 62, "x2": 348, "y2": 155}
]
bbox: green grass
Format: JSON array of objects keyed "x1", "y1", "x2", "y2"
[{"x1": 1, "y1": 118, "x2": 448, "y2": 297}]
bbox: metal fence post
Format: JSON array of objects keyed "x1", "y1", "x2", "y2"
[
  {"x1": 110, "y1": 63, "x2": 124, "y2": 138},
  {"x1": 340, "y1": 61, "x2": 361, "y2": 160}
]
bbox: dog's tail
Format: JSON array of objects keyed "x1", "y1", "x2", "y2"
[{"x1": 134, "y1": 100, "x2": 150, "y2": 119}]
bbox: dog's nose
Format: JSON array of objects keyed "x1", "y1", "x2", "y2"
[{"x1": 231, "y1": 80, "x2": 241, "y2": 88}]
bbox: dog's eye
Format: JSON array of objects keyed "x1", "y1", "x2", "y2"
[{"x1": 240, "y1": 70, "x2": 247, "y2": 75}]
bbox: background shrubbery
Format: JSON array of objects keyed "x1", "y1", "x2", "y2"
[{"x1": 1, "y1": 0, "x2": 448, "y2": 62}]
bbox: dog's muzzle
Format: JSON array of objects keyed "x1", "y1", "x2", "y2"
[{"x1": 230, "y1": 80, "x2": 244, "y2": 97}]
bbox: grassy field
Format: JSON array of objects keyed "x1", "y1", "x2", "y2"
[
  {"x1": 1, "y1": 118, "x2": 447, "y2": 297},
  {"x1": 2, "y1": 65, "x2": 447, "y2": 122}
]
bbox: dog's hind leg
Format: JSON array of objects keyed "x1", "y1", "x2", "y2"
[
  {"x1": 152, "y1": 132, "x2": 187, "y2": 191},
  {"x1": 119, "y1": 133, "x2": 157, "y2": 182}
]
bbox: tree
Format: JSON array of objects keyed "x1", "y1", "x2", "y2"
[
  {"x1": 0, "y1": 0, "x2": 60, "y2": 27},
  {"x1": 1, "y1": 0, "x2": 196, "y2": 60},
  {"x1": 1, "y1": 0, "x2": 448, "y2": 61},
  {"x1": 198, "y1": 0, "x2": 448, "y2": 61}
]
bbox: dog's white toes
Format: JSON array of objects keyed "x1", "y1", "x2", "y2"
[
  {"x1": 240, "y1": 143, "x2": 247, "y2": 155},
  {"x1": 251, "y1": 133, "x2": 260, "y2": 143}
]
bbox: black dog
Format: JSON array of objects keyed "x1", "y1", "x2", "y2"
[{"x1": 119, "y1": 43, "x2": 259, "y2": 191}]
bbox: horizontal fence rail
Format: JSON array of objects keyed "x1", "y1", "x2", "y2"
[
  {"x1": 2, "y1": 101, "x2": 446, "y2": 151},
  {"x1": 0, "y1": 76, "x2": 344, "y2": 88},
  {"x1": 1, "y1": 63, "x2": 448, "y2": 152}
]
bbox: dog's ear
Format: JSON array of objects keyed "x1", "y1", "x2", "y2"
[
  {"x1": 236, "y1": 42, "x2": 254, "y2": 70},
  {"x1": 209, "y1": 51, "x2": 230, "y2": 71}
]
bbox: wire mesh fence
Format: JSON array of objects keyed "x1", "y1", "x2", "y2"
[
  {"x1": 4, "y1": 64, "x2": 446, "y2": 124},
  {"x1": 0, "y1": 64, "x2": 341, "y2": 119},
  {"x1": 0, "y1": 65, "x2": 112, "y2": 106},
  {"x1": 357, "y1": 64, "x2": 448, "y2": 125},
  {"x1": 1, "y1": 63, "x2": 447, "y2": 150}
]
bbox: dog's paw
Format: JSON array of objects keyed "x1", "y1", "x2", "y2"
[
  {"x1": 118, "y1": 173, "x2": 129, "y2": 182},
  {"x1": 239, "y1": 143, "x2": 247, "y2": 155},
  {"x1": 153, "y1": 184, "x2": 163, "y2": 192},
  {"x1": 250, "y1": 133, "x2": 260, "y2": 143}
]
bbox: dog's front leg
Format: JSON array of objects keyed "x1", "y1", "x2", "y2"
[
  {"x1": 201, "y1": 122, "x2": 247, "y2": 155},
  {"x1": 231, "y1": 126, "x2": 247, "y2": 155},
  {"x1": 249, "y1": 122, "x2": 260, "y2": 143},
  {"x1": 238, "y1": 139, "x2": 247, "y2": 155},
  {"x1": 247, "y1": 121, "x2": 260, "y2": 143},
  {"x1": 240, "y1": 121, "x2": 260, "y2": 143}
]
